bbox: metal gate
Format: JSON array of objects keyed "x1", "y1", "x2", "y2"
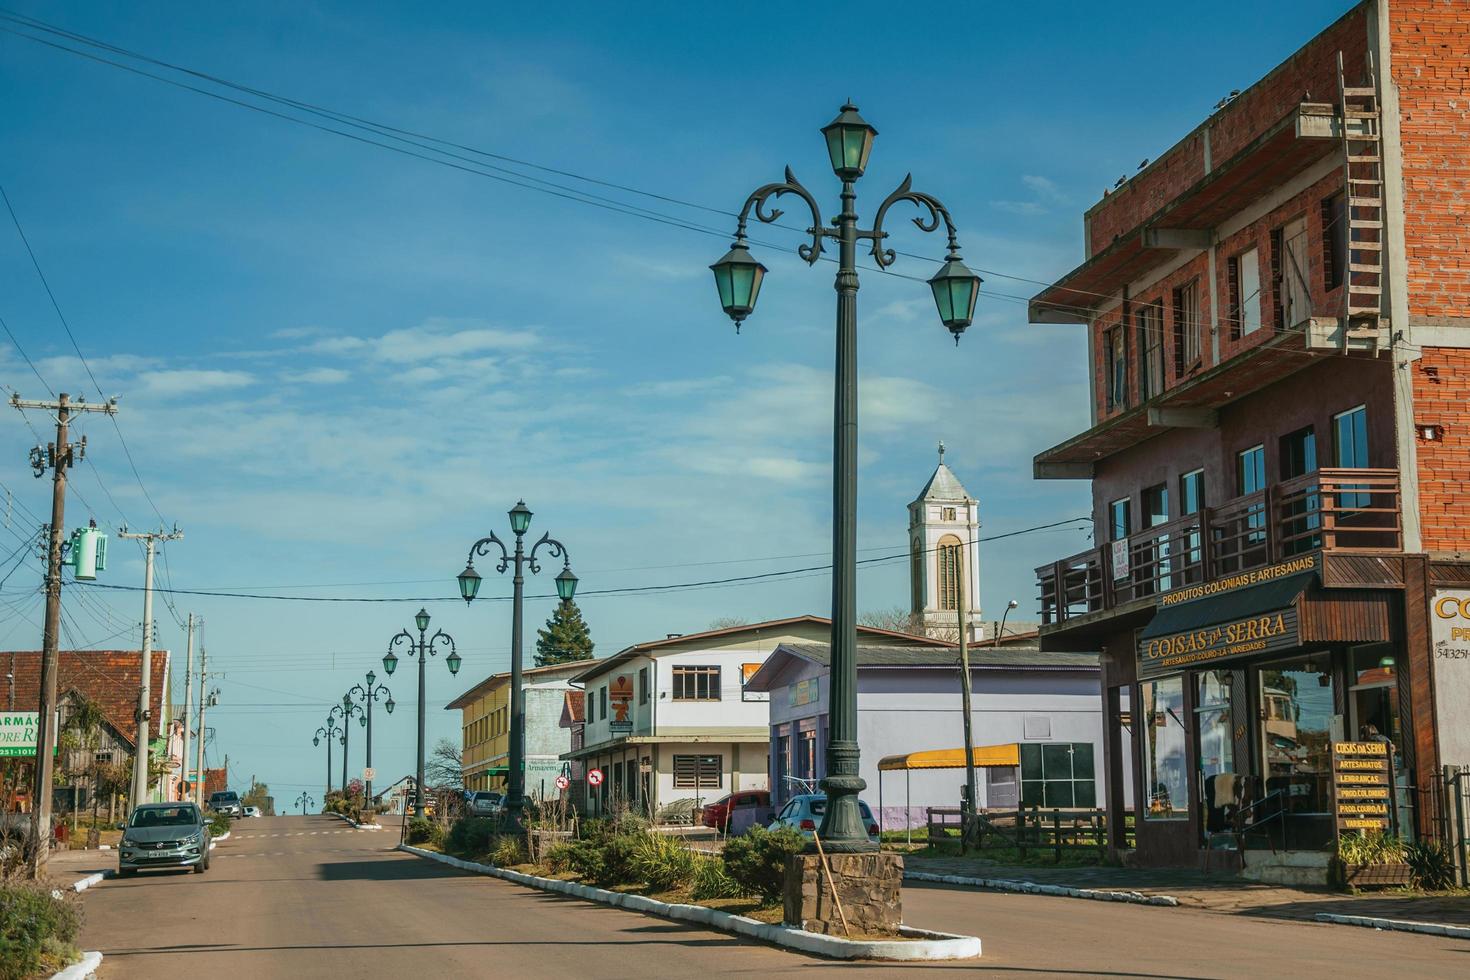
[{"x1": 1439, "y1": 765, "x2": 1470, "y2": 887}]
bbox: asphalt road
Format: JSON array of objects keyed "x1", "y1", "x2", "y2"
[{"x1": 78, "y1": 814, "x2": 1470, "y2": 978}]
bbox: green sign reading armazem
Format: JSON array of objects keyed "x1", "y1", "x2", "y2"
[{"x1": 0, "y1": 711, "x2": 41, "y2": 757}]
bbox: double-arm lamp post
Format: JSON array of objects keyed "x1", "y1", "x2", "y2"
[
  {"x1": 384, "y1": 608, "x2": 459, "y2": 819},
  {"x1": 329, "y1": 696, "x2": 363, "y2": 793},
  {"x1": 313, "y1": 718, "x2": 343, "y2": 798},
  {"x1": 347, "y1": 671, "x2": 395, "y2": 804},
  {"x1": 457, "y1": 500, "x2": 579, "y2": 826},
  {"x1": 709, "y1": 103, "x2": 980, "y2": 852},
  {"x1": 295, "y1": 791, "x2": 314, "y2": 815}
]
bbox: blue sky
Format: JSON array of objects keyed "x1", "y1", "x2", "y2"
[{"x1": 0, "y1": 0, "x2": 1352, "y2": 802}]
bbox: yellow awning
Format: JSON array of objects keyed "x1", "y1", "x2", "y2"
[{"x1": 877, "y1": 743, "x2": 1020, "y2": 772}]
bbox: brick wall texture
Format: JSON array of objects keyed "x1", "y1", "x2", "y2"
[
  {"x1": 1391, "y1": 0, "x2": 1470, "y2": 319},
  {"x1": 4, "y1": 649, "x2": 170, "y2": 749},
  {"x1": 1412, "y1": 347, "x2": 1470, "y2": 552}
]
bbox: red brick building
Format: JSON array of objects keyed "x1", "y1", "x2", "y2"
[{"x1": 1030, "y1": 0, "x2": 1468, "y2": 875}]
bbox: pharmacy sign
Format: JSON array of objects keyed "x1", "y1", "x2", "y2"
[{"x1": 0, "y1": 712, "x2": 44, "y2": 757}]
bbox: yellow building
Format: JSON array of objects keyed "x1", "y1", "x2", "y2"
[{"x1": 449, "y1": 661, "x2": 589, "y2": 794}]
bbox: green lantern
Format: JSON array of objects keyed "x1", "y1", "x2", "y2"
[
  {"x1": 446, "y1": 649, "x2": 462, "y2": 676},
  {"x1": 509, "y1": 500, "x2": 533, "y2": 535},
  {"x1": 457, "y1": 563, "x2": 482, "y2": 603},
  {"x1": 313, "y1": 735, "x2": 320, "y2": 747},
  {"x1": 382, "y1": 649, "x2": 398, "y2": 677},
  {"x1": 928, "y1": 255, "x2": 982, "y2": 342},
  {"x1": 710, "y1": 242, "x2": 767, "y2": 332},
  {"x1": 820, "y1": 102, "x2": 877, "y2": 180},
  {"x1": 385, "y1": 696, "x2": 395, "y2": 714},
  {"x1": 414, "y1": 607, "x2": 431, "y2": 632},
  {"x1": 555, "y1": 565, "x2": 579, "y2": 602},
  {"x1": 359, "y1": 715, "x2": 366, "y2": 728},
  {"x1": 366, "y1": 670, "x2": 376, "y2": 688}
]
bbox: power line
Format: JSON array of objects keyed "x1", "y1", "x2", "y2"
[{"x1": 0, "y1": 312, "x2": 54, "y2": 395}]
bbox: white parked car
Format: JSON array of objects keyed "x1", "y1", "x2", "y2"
[
  {"x1": 465, "y1": 791, "x2": 504, "y2": 818},
  {"x1": 243, "y1": 806, "x2": 262, "y2": 818},
  {"x1": 768, "y1": 794, "x2": 879, "y2": 842}
]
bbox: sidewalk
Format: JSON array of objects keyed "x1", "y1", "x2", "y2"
[
  {"x1": 43, "y1": 848, "x2": 115, "y2": 890},
  {"x1": 904, "y1": 854, "x2": 1470, "y2": 926}
]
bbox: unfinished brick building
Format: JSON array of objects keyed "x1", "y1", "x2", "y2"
[{"x1": 1030, "y1": 0, "x2": 1469, "y2": 877}]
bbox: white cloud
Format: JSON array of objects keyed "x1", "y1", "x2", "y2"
[
  {"x1": 1021, "y1": 174, "x2": 1066, "y2": 204},
  {"x1": 281, "y1": 367, "x2": 350, "y2": 384},
  {"x1": 137, "y1": 369, "x2": 254, "y2": 397}
]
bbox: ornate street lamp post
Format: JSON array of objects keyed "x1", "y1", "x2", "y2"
[
  {"x1": 295, "y1": 791, "x2": 314, "y2": 815},
  {"x1": 711, "y1": 103, "x2": 979, "y2": 852},
  {"x1": 348, "y1": 671, "x2": 395, "y2": 804},
  {"x1": 384, "y1": 608, "x2": 458, "y2": 819},
  {"x1": 329, "y1": 695, "x2": 363, "y2": 794},
  {"x1": 457, "y1": 501, "x2": 578, "y2": 825},
  {"x1": 313, "y1": 718, "x2": 343, "y2": 799}
]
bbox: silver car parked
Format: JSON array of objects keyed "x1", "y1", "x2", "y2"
[{"x1": 118, "y1": 802, "x2": 212, "y2": 876}]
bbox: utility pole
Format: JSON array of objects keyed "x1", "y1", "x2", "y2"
[
  {"x1": 955, "y1": 557, "x2": 978, "y2": 853},
  {"x1": 179, "y1": 614, "x2": 195, "y2": 802},
  {"x1": 118, "y1": 525, "x2": 182, "y2": 810},
  {"x1": 11, "y1": 391, "x2": 117, "y2": 878},
  {"x1": 196, "y1": 647, "x2": 216, "y2": 808}
]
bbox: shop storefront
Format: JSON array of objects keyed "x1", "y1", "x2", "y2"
[{"x1": 1119, "y1": 553, "x2": 1421, "y2": 868}]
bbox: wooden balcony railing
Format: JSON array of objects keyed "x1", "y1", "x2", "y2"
[{"x1": 1037, "y1": 468, "x2": 1401, "y2": 626}]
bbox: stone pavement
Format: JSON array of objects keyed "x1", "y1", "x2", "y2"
[
  {"x1": 42, "y1": 847, "x2": 115, "y2": 888},
  {"x1": 905, "y1": 853, "x2": 1470, "y2": 926}
]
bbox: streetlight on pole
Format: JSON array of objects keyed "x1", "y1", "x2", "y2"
[
  {"x1": 348, "y1": 671, "x2": 394, "y2": 804},
  {"x1": 330, "y1": 695, "x2": 362, "y2": 793},
  {"x1": 710, "y1": 103, "x2": 980, "y2": 852},
  {"x1": 457, "y1": 501, "x2": 578, "y2": 826},
  {"x1": 384, "y1": 609, "x2": 458, "y2": 820},
  {"x1": 295, "y1": 791, "x2": 314, "y2": 815},
  {"x1": 314, "y1": 718, "x2": 343, "y2": 799}
]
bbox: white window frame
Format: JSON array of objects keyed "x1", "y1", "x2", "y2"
[{"x1": 1239, "y1": 246, "x2": 1262, "y2": 335}]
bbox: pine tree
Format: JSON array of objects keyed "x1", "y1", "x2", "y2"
[{"x1": 534, "y1": 599, "x2": 595, "y2": 667}]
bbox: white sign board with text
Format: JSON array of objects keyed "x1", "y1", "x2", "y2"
[{"x1": 1431, "y1": 590, "x2": 1470, "y2": 766}]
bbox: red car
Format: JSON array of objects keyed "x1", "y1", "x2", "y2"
[{"x1": 700, "y1": 790, "x2": 771, "y2": 834}]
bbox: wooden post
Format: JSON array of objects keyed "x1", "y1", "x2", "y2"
[
  {"x1": 810, "y1": 828, "x2": 851, "y2": 938},
  {"x1": 1053, "y1": 808, "x2": 1062, "y2": 863},
  {"x1": 1017, "y1": 802, "x2": 1027, "y2": 859}
]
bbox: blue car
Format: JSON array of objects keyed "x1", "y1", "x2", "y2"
[{"x1": 768, "y1": 794, "x2": 879, "y2": 842}]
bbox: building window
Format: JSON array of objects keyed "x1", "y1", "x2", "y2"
[
  {"x1": 638, "y1": 667, "x2": 649, "y2": 705},
  {"x1": 672, "y1": 754, "x2": 722, "y2": 790},
  {"x1": 672, "y1": 665, "x2": 721, "y2": 701},
  {"x1": 1019, "y1": 742, "x2": 1096, "y2": 808},
  {"x1": 600, "y1": 686, "x2": 608, "y2": 720},
  {"x1": 1280, "y1": 217, "x2": 1310, "y2": 328},
  {"x1": 910, "y1": 539, "x2": 924, "y2": 613},
  {"x1": 1108, "y1": 498, "x2": 1131, "y2": 542},
  {"x1": 1229, "y1": 248, "x2": 1263, "y2": 339},
  {"x1": 1141, "y1": 676, "x2": 1188, "y2": 819},
  {"x1": 1136, "y1": 300, "x2": 1164, "y2": 400},
  {"x1": 1334, "y1": 405, "x2": 1370, "y2": 509},
  {"x1": 1180, "y1": 469, "x2": 1204, "y2": 570},
  {"x1": 1238, "y1": 444, "x2": 1267, "y2": 545},
  {"x1": 942, "y1": 506, "x2": 957, "y2": 521},
  {"x1": 774, "y1": 731, "x2": 790, "y2": 801},
  {"x1": 1142, "y1": 484, "x2": 1169, "y2": 529},
  {"x1": 1172, "y1": 279, "x2": 1201, "y2": 375},
  {"x1": 1105, "y1": 326, "x2": 1127, "y2": 410},
  {"x1": 936, "y1": 534, "x2": 963, "y2": 611},
  {"x1": 1322, "y1": 192, "x2": 1346, "y2": 291}
]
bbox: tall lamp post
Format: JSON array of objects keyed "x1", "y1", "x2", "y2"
[
  {"x1": 295, "y1": 791, "x2": 314, "y2": 815},
  {"x1": 313, "y1": 718, "x2": 343, "y2": 798},
  {"x1": 710, "y1": 104, "x2": 980, "y2": 851},
  {"x1": 348, "y1": 671, "x2": 395, "y2": 804},
  {"x1": 384, "y1": 608, "x2": 459, "y2": 819},
  {"x1": 330, "y1": 695, "x2": 363, "y2": 793},
  {"x1": 457, "y1": 500, "x2": 579, "y2": 826}
]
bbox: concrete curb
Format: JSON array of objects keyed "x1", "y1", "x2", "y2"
[
  {"x1": 330, "y1": 812, "x2": 382, "y2": 830},
  {"x1": 1314, "y1": 912, "x2": 1470, "y2": 939},
  {"x1": 214, "y1": 831, "x2": 231, "y2": 843},
  {"x1": 399, "y1": 844, "x2": 981, "y2": 961},
  {"x1": 48, "y1": 951, "x2": 102, "y2": 980},
  {"x1": 69, "y1": 871, "x2": 112, "y2": 894},
  {"x1": 903, "y1": 870, "x2": 1180, "y2": 907}
]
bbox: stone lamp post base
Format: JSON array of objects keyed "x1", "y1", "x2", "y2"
[{"x1": 783, "y1": 852, "x2": 905, "y2": 935}]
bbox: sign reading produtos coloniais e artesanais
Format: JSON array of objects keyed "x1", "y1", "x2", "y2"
[{"x1": 1430, "y1": 589, "x2": 1470, "y2": 766}]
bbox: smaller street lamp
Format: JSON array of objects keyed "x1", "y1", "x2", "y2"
[
  {"x1": 314, "y1": 718, "x2": 344, "y2": 798},
  {"x1": 330, "y1": 697, "x2": 363, "y2": 793},
  {"x1": 347, "y1": 671, "x2": 395, "y2": 804},
  {"x1": 295, "y1": 791, "x2": 314, "y2": 815},
  {"x1": 386, "y1": 609, "x2": 457, "y2": 819}
]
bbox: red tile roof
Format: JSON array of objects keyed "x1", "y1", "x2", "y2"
[
  {"x1": 3, "y1": 649, "x2": 171, "y2": 749},
  {"x1": 559, "y1": 690, "x2": 585, "y2": 727}
]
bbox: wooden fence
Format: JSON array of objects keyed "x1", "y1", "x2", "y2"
[{"x1": 925, "y1": 805, "x2": 1122, "y2": 860}]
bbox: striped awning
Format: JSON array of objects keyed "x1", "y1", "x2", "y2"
[{"x1": 877, "y1": 743, "x2": 1020, "y2": 772}]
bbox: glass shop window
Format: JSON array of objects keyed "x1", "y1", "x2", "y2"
[{"x1": 1141, "y1": 676, "x2": 1188, "y2": 820}]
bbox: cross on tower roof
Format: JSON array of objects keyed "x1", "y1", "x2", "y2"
[{"x1": 938, "y1": 440, "x2": 945, "y2": 464}]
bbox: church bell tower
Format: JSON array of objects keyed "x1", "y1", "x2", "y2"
[{"x1": 908, "y1": 442, "x2": 983, "y2": 641}]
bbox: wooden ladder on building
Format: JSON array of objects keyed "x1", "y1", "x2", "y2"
[{"x1": 1337, "y1": 50, "x2": 1385, "y2": 352}]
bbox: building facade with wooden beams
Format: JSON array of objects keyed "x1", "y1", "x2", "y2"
[{"x1": 1028, "y1": 0, "x2": 1470, "y2": 875}]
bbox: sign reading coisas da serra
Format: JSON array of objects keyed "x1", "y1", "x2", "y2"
[
  {"x1": 0, "y1": 712, "x2": 41, "y2": 757},
  {"x1": 1139, "y1": 608, "x2": 1299, "y2": 679}
]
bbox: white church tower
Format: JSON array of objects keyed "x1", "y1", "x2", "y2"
[{"x1": 908, "y1": 442, "x2": 984, "y2": 641}]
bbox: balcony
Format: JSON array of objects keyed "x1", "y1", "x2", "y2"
[{"x1": 1037, "y1": 468, "x2": 1401, "y2": 628}]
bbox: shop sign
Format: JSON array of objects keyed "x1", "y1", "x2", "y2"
[
  {"x1": 1331, "y1": 741, "x2": 1392, "y2": 832},
  {"x1": 0, "y1": 712, "x2": 58, "y2": 757},
  {"x1": 790, "y1": 677, "x2": 820, "y2": 708},
  {"x1": 1158, "y1": 553, "x2": 1320, "y2": 608},
  {"x1": 609, "y1": 675, "x2": 633, "y2": 733},
  {"x1": 1138, "y1": 608, "x2": 1299, "y2": 679},
  {"x1": 741, "y1": 662, "x2": 769, "y2": 702},
  {"x1": 1430, "y1": 589, "x2": 1470, "y2": 767},
  {"x1": 1111, "y1": 539, "x2": 1130, "y2": 581}
]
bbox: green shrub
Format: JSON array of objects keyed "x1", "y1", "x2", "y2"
[
  {"x1": 208, "y1": 813, "x2": 230, "y2": 837},
  {"x1": 491, "y1": 836, "x2": 528, "y2": 868},
  {"x1": 0, "y1": 880, "x2": 81, "y2": 980},
  {"x1": 721, "y1": 826, "x2": 804, "y2": 905},
  {"x1": 559, "y1": 831, "x2": 640, "y2": 887},
  {"x1": 559, "y1": 838, "x2": 607, "y2": 884},
  {"x1": 406, "y1": 817, "x2": 442, "y2": 847},
  {"x1": 1406, "y1": 839, "x2": 1456, "y2": 891},
  {"x1": 631, "y1": 833, "x2": 696, "y2": 892},
  {"x1": 446, "y1": 818, "x2": 497, "y2": 858},
  {"x1": 690, "y1": 855, "x2": 742, "y2": 901},
  {"x1": 1337, "y1": 831, "x2": 1406, "y2": 865},
  {"x1": 544, "y1": 842, "x2": 576, "y2": 874}
]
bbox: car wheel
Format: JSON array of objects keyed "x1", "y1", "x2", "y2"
[
  {"x1": 194, "y1": 860, "x2": 206, "y2": 874},
  {"x1": 119, "y1": 867, "x2": 136, "y2": 877}
]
